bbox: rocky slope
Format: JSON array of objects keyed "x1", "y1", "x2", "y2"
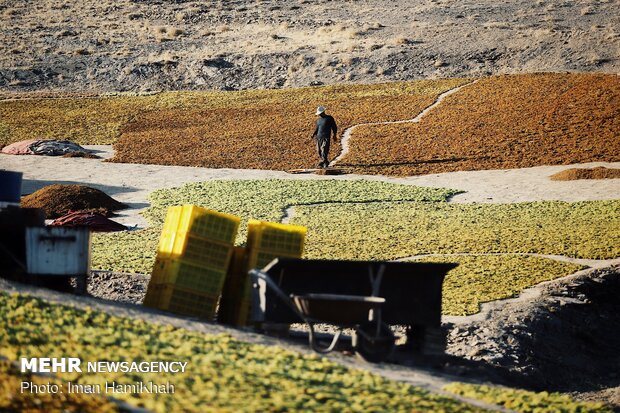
[{"x1": 1, "y1": 0, "x2": 619, "y2": 92}]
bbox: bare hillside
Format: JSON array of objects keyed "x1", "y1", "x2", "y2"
[{"x1": 1, "y1": 0, "x2": 619, "y2": 92}]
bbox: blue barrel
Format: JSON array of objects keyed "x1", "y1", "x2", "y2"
[{"x1": 0, "y1": 170, "x2": 23, "y2": 203}]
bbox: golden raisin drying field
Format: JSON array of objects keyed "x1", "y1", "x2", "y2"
[
  {"x1": 111, "y1": 79, "x2": 466, "y2": 169},
  {"x1": 0, "y1": 79, "x2": 467, "y2": 170},
  {"x1": 0, "y1": 95, "x2": 153, "y2": 146},
  {"x1": 339, "y1": 73, "x2": 620, "y2": 176},
  {"x1": 2, "y1": 74, "x2": 618, "y2": 175}
]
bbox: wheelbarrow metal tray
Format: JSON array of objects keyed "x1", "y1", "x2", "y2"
[
  {"x1": 292, "y1": 294, "x2": 385, "y2": 325},
  {"x1": 255, "y1": 258, "x2": 457, "y2": 328}
]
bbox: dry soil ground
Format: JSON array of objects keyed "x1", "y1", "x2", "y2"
[{"x1": 1, "y1": 0, "x2": 619, "y2": 92}]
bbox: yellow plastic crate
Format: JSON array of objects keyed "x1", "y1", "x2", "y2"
[
  {"x1": 228, "y1": 248, "x2": 305, "y2": 326},
  {"x1": 219, "y1": 247, "x2": 247, "y2": 295},
  {"x1": 231, "y1": 247, "x2": 305, "y2": 324},
  {"x1": 219, "y1": 249, "x2": 306, "y2": 327},
  {"x1": 232, "y1": 298, "x2": 252, "y2": 327},
  {"x1": 182, "y1": 205, "x2": 240, "y2": 243},
  {"x1": 145, "y1": 257, "x2": 168, "y2": 308},
  {"x1": 151, "y1": 258, "x2": 228, "y2": 294},
  {"x1": 157, "y1": 284, "x2": 219, "y2": 320},
  {"x1": 218, "y1": 247, "x2": 291, "y2": 327},
  {"x1": 157, "y1": 230, "x2": 176, "y2": 257},
  {"x1": 162, "y1": 206, "x2": 183, "y2": 235},
  {"x1": 142, "y1": 258, "x2": 164, "y2": 308},
  {"x1": 161, "y1": 205, "x2": 240, "y2": 243},
  {"x1": 158, "y1": 231, "x2": 234, "y2": 269},
  {"x1": 247, "y1": 220, "x2": 306, "y2": 256}
]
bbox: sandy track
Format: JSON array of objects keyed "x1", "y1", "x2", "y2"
[
  {"x1": 3, "y1": 151, "x2": 620, "y2": 224},
  {"x1": 399, "y1": 164, "x2": 620, "y2": 204},
  {"x1": 1, "y1": 145, "x2": 618, "y2": 228}
]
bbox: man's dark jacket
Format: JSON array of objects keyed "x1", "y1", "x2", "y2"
[{"x1": 313, "y1": 114, "x2": 338, "y2": 140}]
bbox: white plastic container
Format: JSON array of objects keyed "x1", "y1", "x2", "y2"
[{"x1": 26, "y1": 227, "x2": 91, "y2": 275}]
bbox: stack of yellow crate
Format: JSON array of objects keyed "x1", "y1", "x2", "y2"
[
  {"x1": 246, "y1": 220, "x2": 307, "y2": 272},
  {"x1": 144, "y1": 205, "x2": 240, "y2": 320},
  {"x1": 218, "y1": 219, "x2": 307, "y2": 326}
]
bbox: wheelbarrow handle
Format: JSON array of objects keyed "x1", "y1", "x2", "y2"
[{"x1": 249, "y1": 269, "x2": 343, "y2": 354}]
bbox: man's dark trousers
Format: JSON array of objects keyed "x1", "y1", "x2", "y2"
[{"x1": 316, "y1": 136, "x2": 330, "y2": 167}]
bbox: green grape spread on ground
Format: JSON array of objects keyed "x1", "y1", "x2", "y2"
[
  {"x1": 92, "y1": 180, "x2": 619, "y2": 316},
  {"x1": 0, "y1": 292, "x2": 488, "y2": 413},
  {"x1": 444, "y1": 383, "x2": 612, "y2": 413}
]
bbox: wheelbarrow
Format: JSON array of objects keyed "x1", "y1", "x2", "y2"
[{"x1": 250, "y1": 265, "x2": 396, "y2": 362}]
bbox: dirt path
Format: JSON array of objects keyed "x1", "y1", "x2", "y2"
[
  {"x1": 2, "y1": 147, "x2": 618, "y2": 228},
  {"x1": 330, "y1": 80, "x2": 478, "y2": 166}
]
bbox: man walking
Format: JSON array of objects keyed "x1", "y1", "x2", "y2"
[{"x1": 311, "y1": 106, "x2": 338, "y2": 168}]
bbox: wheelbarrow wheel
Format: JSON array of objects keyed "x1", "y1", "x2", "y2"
[{"x1": 352, "y1": 321, "x2": 395, "y2": 363}]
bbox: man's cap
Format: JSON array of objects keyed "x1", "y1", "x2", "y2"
[{"x1": 315, "y1": 106, "x2": 326, "y2": 115}]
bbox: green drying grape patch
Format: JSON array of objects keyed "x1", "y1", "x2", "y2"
[
  {"x1": 412, "y1": 255, "x2": 583, "y2": 316},
  {"x1": 93, "y1": 180, "x2": 618, "y2": 316},
  {"x1": 0, "y1": 292, "x2": 488, "y2": 413},
  {"x1": 444, "y1": 383, "x2": 612, "y2": 413},
  {"x1": 93, "y1": 179, "x2": 457, "y2": 274}
]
